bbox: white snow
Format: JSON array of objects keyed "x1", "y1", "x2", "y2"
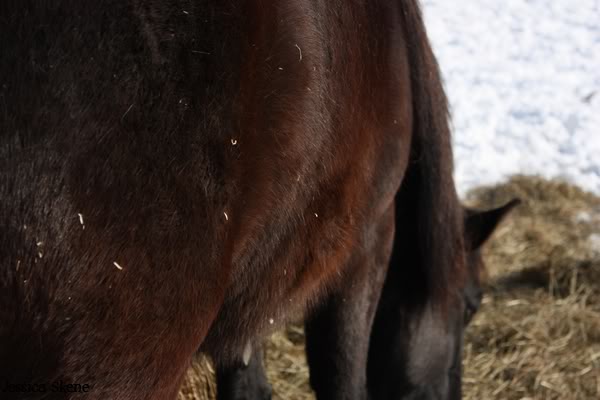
[{"x1": 421, "y1": 0, "x2": 600, "y2": 195}]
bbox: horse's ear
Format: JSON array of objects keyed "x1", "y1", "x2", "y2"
[{"x1": 464, "y1": 199, "x2": 520, "y2": 250}]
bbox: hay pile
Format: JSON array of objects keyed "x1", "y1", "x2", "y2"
[
  {"x1": 462, "y1": 176, "x2": 600, "y2": 399},
  {"x1": 180, "y1": 175, "x2": 600, "y2": 400},
  {"x1": 178, "y1": 357, "x2": 216, "y2": 400}
]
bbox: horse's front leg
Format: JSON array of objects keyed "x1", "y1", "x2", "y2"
[
  {"x1": 215, "y1": 344, "x2": 272, "y2": 400},
  {"x1": 305, "y1": 211, "x2": 394, "y2": 400}
]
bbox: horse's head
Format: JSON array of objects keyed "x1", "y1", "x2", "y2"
[{"x1": 368, "y1": 199, "x2": 519, "y2": 400}]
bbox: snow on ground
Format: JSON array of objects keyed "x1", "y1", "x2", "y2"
[{"x1": 421, "y1": 0, "x2": 600, "y2": 195}]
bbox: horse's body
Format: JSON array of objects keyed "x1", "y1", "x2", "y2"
[{"x1": 1, "y1": 1, "x2": 514, "y2": 399}]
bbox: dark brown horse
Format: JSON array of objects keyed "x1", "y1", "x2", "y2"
[{"x1": 1, "y1": 1, "x2": 514, "y2": 399}]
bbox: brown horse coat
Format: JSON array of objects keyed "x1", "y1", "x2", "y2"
[{"x1": 0, "y1": 1, "x2": 510, "y2": 399}]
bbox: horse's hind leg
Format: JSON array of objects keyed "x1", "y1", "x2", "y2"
[{"x1": 305, "y1": 210, "x2": 394, "y2": 400}]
